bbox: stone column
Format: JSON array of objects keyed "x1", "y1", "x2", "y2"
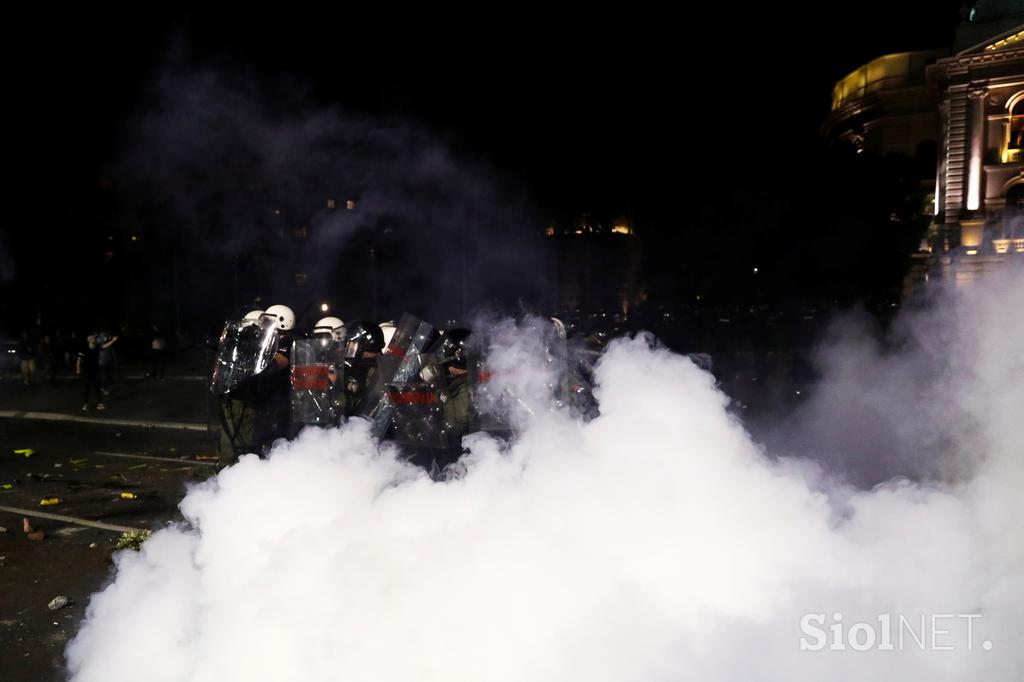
[{"x1": 967, "y1": 82, "x2": 989, "y2": 211}]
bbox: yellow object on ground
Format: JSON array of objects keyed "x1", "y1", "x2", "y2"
[
  {"x1": 15, "y1": 449, "x2": 34, "y2": 457},
  {"x1": 119, "y1": 492, "x2": 137, "y2": 500},
  {"x1": 40, "y1": 497, "x2": 61, "y2": 506},
  {"x1": 70, "y1": 458, "x2": 88, "y2": 465}
]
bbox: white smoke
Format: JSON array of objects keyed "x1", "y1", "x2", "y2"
[{"x1": 66, "y1": 269, "x2": 1024, "y2": 681}]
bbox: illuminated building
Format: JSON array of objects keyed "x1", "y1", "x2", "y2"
[
  {"x1": 825, "y1": 2, "x2": 1024, "y2": 290},
  {"x1": 929, "y1": 3, "x2": 1024, "y2": 284},
  {"x1": 823, "y1": 49, "x2": 947, "y2": 158}
]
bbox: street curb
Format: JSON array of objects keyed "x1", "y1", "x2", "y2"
[
  {"x1": 0, "y1": 410, "x2": 209, "y2": 432},
  {"x1": 0, "y1": 505, "x2": 145, "y2": 534}
]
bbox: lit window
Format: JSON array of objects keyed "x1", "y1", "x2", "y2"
[
  {"x1": 1015, "y1": 238, "x2": 1024, "y2": 252},
  {"x1": 545, "y1": 226, "x2": 555, "y2": 237},
  {"x1": 994, "y1": 239, "x2": 1010, "y2": 254},
  {"x1": 327, "y1": 198, "x2": 336, "y2": 209},
  {"x1": 1007, "y1": 98, "x2": 1024, "y2": 163},
  {"x1": 346, "y1": 200, "x2": 356, "y2": 210},
  {"x1": 612, "y1": 224, "x2": 632, "y2": 235},
  {"x1": 295, "y1": 227, "x2": 307, "y2": 239}
]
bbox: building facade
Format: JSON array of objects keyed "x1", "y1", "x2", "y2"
[{"x1": 929, "y1": 6, "x2": 1024, "y2": 283}]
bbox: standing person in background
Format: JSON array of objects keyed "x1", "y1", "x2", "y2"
[
  {"x1": 17, "y1": 331, "x2": 37, "y2": 386},
  {"x1": 149, "y1": 325, "x2": 168, "y2": 380},
  {"x1": 76, "y1": 335, "x2": 104, "y2": 411},
  {"x1": 95, "y1": 330, "x2": 118, "y2": 396}
]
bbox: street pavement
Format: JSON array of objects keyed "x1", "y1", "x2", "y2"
[{"x1": 0, "y1": 372, "x2": 219, "y2": 681}]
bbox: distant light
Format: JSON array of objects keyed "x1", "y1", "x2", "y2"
[
  {"x1": 966, "y1": 249, "x2": 978, "y2": 255},
  {"x1": 611, "y1": 224, "x2": 631, "y2": 235},
  {"x1": 130, "y1": 235, "x2": 139, "y2": 242},
  {"x1": 320, "y1": 303, "x2": 329, "y2": 313},
  {"x1": 327, "y1": 198, "x2": 336, "y2": 209},
  {"x1": 545, "y1": 226, "x2": 555, "y2": 237},
  {"x1": 346, "y1": 200, "x2": 356, "y2": 210},
  {"x1": 753, "y1": 267, "x2": 759, "y2": 274}
]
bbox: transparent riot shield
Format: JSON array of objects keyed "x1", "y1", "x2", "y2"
[
  {"x1": 358, "y1": 313, "x2": 439, "y2": 438},
  {"x1": 290, "y1": 337, "x2": 344, "y2": 427},
  {"x1": 210, "y1": 318, "x2": 280, "y2": 396},
  {"x1": 385, "y1": 342, "x2": 455, "y2": 450},
  {"x1": 384, "y1": 381, "x2": 450, "y2": 448},
  {"x1": 467, "y1": 357, "x2": 509, "y2": 434}
]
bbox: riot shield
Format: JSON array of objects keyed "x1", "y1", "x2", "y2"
[
  {"x1": 384, "y1": 381, "x2": 450, "y2": 448},
  {"x1": 385, "y1": 327, "x2": 485, "y2": 448},
  {"x1": 467, "y1": 357, "x2": 510, "y2": 434},
  {"x1": 290, "y1": 337, "x2": 344, "y2": 427},
  {"x1": 359, "y1": 313, "x2": 439, "y2": 438},
  {"x1": 210, "y1": 318, "x2": 280, "y2": 396}
]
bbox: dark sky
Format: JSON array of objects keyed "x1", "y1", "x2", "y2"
[
  {"x1": 2, "y1": 2, "x2": 987, "y2": 328},
  {"x1": 9, "y1": 4, "x2": 969, "y2": 217}
]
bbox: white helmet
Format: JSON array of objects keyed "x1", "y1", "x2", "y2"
[
  {"x1": 262, "y1": 304, "x2": 295, "y2": 332},
  {"x1": 314, "y1": 316, "x2": 346, "y2": 341},
  {"x1": 241, "y1": 309, "x2": 264, "y2": 328},
  {"x1": 379, "y1": 321, "x2": 397, "y2": 349}
]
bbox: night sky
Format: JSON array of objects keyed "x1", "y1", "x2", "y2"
[
  {"x1": 9, "y1": 5, "x2": 966, "y2": 212},
  {"x1": 3, "y1": 3, "x2": 976, "y2": 332}
]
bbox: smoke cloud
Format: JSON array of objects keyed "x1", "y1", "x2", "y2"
[
  {"x1": 115, "y1": 42, "x2": 548, "y2": 325},
  {"x1": 67, "y1": 267, "x2": 1023, "y2": 681}
]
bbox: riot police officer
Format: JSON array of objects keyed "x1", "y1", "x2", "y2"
[
  {"x1": 436, "y1": 328, "x2": 472, "y2": 440},
  {"x1": 215, "y1": 309, "x2": 264, "y2": 465},
  {"x1": 290, "y1": 316, "x2": 346, "y2": 433},
  {"x1": 340, "y1": 321, "x2": 385, "y2": 417},
  {"x1": 251, "y1": 304, "x2": 295, "y2": 453}
]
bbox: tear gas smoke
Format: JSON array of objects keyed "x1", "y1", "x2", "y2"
[
  {"x1": 67, "y1": 268, "x2": 1023, "y2": 681},
  {"x1": 116, "y1": 44, "x2": 547, "y2": 324}
]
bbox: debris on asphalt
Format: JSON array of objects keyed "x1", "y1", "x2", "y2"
[
  {"x1": 22, "y1": 518, "x2": 33, "y2": 533},
  {"x1": 55, "y1": 527, "x2": 87, "y2": 538},
  {"x1": 48, "y1": 596, "x2": 69, "y2": 611},
  {"x1": 195, "y1": 455, "x2": 219, "y2": 462},
  {"x1": 39, "y1": 497, "x2": 61, "y2": 506},
  {"x1": 14, "y1": 448, "x2": 34, "y2": 457},
  {"x1": 115, "y1": 530, "x2": 151, "y2": 551},
  {"x1": 128, "y1": 463, "x2": 149, "y2": 470},
  {"x1": 0, "y1": 526, "x2": 7, "y2": 533},
  {"x1": 70, "y1": 458, "x2": 88, "y2": 466},
  {"x1": 54, "y1": 463, "x2": 63, "y2": 468},
  {"x1": 27, "y1": 531, "x2": 45, "y2": 541},
  {"x1": 119, "y1": 492, "x2": 137, "y2": 500},
  {"x1": 88, "y1": 543, "x2": 98, "y2": 549}
]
